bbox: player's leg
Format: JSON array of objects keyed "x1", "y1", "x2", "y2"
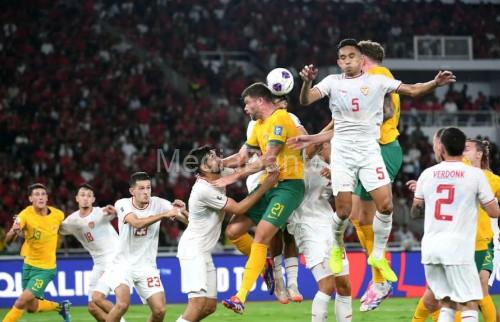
[
  {"x1": 330, "y1": 192, "x2": 352, "y2": 274},
  {"x1": 89, "y1": 291, "x2": 115, "y2": 322},
  {"x1": 106, "y1": 284, "x2": 130, "y2": 322},
  {"x1": 312, "y1": 269, "x2": 335, "y2": 322},
  {"x1": 283, "y1": 228, "x2": 302, "y2": 302},
  {"x1": 477, "y1": 243, "x2": 496, "y2": 322},
  {"x1": 225, "y1": 214, "x2": 255, "y2": 256},
  {"x1": 145, "y1": 292, "x2": 166, "y2": 322},
  {"x1": 270, "y1": 230, "x2": 288, "y2": 303},
  {"x1": 412, "y1": 287, "x2": 441, "y2": 322},
  {"x1": 335, "y1": 275, "x2": 353, "y2": 322}
]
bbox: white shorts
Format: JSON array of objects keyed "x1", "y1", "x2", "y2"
[
  {"x1": 488, "y1": 248, "x2": 500, "y2": 287},
  {"x1": 330, "y1": 139, "x2": 390, "y2": 196},
  {"x1": 289, "y1": 222, "x2": 349, "y2": 277},
  {"x1": 178, "y1": 253, "x2": 217, "y2": 299},
  {"x1": 425, "y1": 263, "x2": 482, "y2": 303},
  {"x1": 88, "y1": 263, "x2": 112, "y2": 301},
  {"x1": 131, "y1": 267, "x2": 165, "y2": 304}
]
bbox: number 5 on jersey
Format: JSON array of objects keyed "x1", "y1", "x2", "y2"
[{"x1": 352, "y1": 98, "x2": 360, "y2": 112}]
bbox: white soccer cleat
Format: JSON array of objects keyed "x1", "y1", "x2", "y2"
[
  {"x1": 274, "y1": 275, "x2": 289, "y2": 304},
  {"x1": 287, "y1": 283, "x2": 303, "y2": 303}
]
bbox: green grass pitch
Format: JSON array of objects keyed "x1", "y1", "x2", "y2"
[{"x1": 2, "y1": 296, "x2": 500, "y2": 321}]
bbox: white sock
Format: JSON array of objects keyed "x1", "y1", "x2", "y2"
[
  {"x1": 372, "y1": 211, "x2": 392, "y2": 259},
  {"x1": 284, "y1": 257, "x2": 298, "y2": 286},
  {"x1": 332, "y1": 213, "x2": 348, "y2": 249},
  {"x1": 335, "y1": 294, "x2": 352, "y2": 322},
  {"x1": 312, "y1": 291, "x2": 330, "y2": 322},
  {"x1": 460, "y1": 310, "x2": 478, "y2": 322},
  {"x1": 274, "y1": 254, "x2": 284, "y2": 279},
  {"x1": 438, "y1": 307, "x2": 456, "y2": 322},
  {"x1": 176, "y1": 315, "x2": 190, "y2": 322}
]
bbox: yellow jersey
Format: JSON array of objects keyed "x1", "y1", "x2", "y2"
[
  {"x1": 17, "y1": 206, "x2": 65, "y2": 269},
  {"x1": 476, "y1": 170, "x2": 500, "y2": 250},
  {"x1": 246, "y1": 108, "x2": 304, "y2": 182},
  {"x1": 368, "y1": 66, "x2": 401, "y2": 144}
]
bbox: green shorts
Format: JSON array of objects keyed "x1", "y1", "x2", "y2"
[
  {"x1": 22, "y1": 263, "x2": 56, "y2": 299},
  {"x1": 475, "y1": 241, "x2": 494, "y2": 273},
  {"x1": 354, "y1": 140, "x2": 403, "y2": 201},
  {"x1": 247, "y1": 179, "x2": 305, "y2": 229}
]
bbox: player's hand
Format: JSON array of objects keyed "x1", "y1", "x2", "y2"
[
  {"x1": 212, "y1": 172, "x2": 240, "y2": 188},
  {"x1": 434, "y1": 70, "x2": 456, "y2": 87},
  {"x1": 287, "y1": 135, "x2": 313, "y2": 150},
  {"x1": 262, "y1": 168, "x2": 280, "y2": 189},
  {"x1": 320, "y1": 167, "x2": 331, "y2": 179},
  {"x1": 164, "y1": 207, "x2": 181, "y2": 219},
  {"x1": 103, "y1": 205, "x2": 117, "y2": 215},
  {"x1": 172, "y1": 199, "x2": 186, "y2": 210},
  {"x1": 299, "y1": 64, "x2": 318, "y2": 82},
  {"x1": 406, "y1": 180, "x2": 417, "y2": 192}
]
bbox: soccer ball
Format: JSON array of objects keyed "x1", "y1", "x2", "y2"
[{"x1": 266, "y1": 68, "x2": 294, "y2": 96}]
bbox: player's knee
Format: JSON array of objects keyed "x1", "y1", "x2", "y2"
[
  {"x1": 335, "y1": 282, "x2": 351, "y2": 296},
  {"x1": 204, "y1": 302, "x2": 217, "y2": 316},
  {"x1": 87, "y1": 301, "x2": 100, "y2": 316},
  {"x1": 114, "y1": 300, "x2": 130, "y2": 314},
  {"x1": 377, "y1": 199, "x2": 393, "y2": 215},
  {"x1": 336, "y1": 204, "x2": 351, "y2": 219},
  {"x1": 151, "y1": 304, "x2": 166, "y2": 320},
  {"x1": 317, "y1": 276, "x2": 336, "y2": 295},
  {"x1": 423, "y1": 293, "x2": 439, "y2": 312},
  {"x1": 225, "y1": 225, "x2": 243, "y2": 241},
  {"x1": 91, "y1": 292, "x2": 105, "y2": 306}
]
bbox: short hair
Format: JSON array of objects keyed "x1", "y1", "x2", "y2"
[
  {"x1": 337, "y1": 38, "x2": 361, "y2": 54},
  {"x1": 185, "y1": 145, "x2": 214, "y2": 174},
  {"x1": 129, "y1": 172, "x2": 151, "y2": 187},
  {"x1": 77, "y1": 183, "x2": 95, "y2": 194},
  {"x1": 241, "y1": 82, "x2": 274, "y2": 102},
  {"x1": 358, "y1": 40, "x2": 385, "y2": 63},
  {"x1": 467, "y1": 138, "x2": 491, "y2": 170},
  {"x1": 441, "y1": 127, "x2": 466, "y2": 157},
  {"x1": 28, "y1": 183, "x2": 48, "y2": 195}
]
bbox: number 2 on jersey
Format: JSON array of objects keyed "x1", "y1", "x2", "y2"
[
  {"x1": 434, "y1": 184, "x2": 455, "y2": 221},
  {"x1": 351, "y1": 98, "x2": 360, "y2": 112}
]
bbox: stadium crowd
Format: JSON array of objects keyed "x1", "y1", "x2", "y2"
[{"x1": 1, "y1": 0, "x2": 499, "y2": 251}]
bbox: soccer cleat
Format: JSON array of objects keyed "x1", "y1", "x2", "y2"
[
  {"x1": 360, "y1": 281, "x2": 393, "y2": 312},
  {"x1": 58, "y1": 300, "x2": 72, "y2": 322},
  {"x1": 274, "y1": 275, "x2": 289, "y2": 304},
  {"x1": 329, "y1": 246, "x2": 343, "y2": 274},
  {"x1": 287, "y1": 283, "x2": 303, "y2": 303},
  {"x1": 367, "y1": 256, "x2": 398, "y2": 282},
  {"x1": 261, "y1": 257, "x2": 275, "y2": 295},
  {"x1": 222, "y1": 296, "x2": 245, "y2": 314}
]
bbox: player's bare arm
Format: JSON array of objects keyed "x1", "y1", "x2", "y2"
[
  {"x1": 299, "y1": 64, "x2": 322, "y2": 105},
  {"x1": 397, "y1": 70, "x2": 456, "y2": 97},
  {"x1": 481, "y1": 198, "x2": 500, "y2": 218},
  {"x1": 382, "y1": 95, "x2": 394, "y2": 121},
  {"x1": 102, "y1": 205, "x2": 117, "y2": 216},
  {"x1": 287, "y1": 130, "x2": 333, "y2": 151},
  {"x1": 5, "y1": 220, "x2": 22, "y2": 245},
  {"x1": 410, "y1": 199, "x2": 425, "y2": 219},
  {"x1": 224, "y1": 170, "x2": 279, "y2": 216},
  {"x1": 222, "y1": 145, "x2": 251, "y2": 168},
  {"x1": 124, "y1": 208, "x2": 180, "y2": 229},
  {"x1": 304, "y1": 120, "x2": 334, "y2": 159}
]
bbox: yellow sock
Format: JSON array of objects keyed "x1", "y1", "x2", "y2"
[
  {"x1": 236, "y1": 243, "x2": 267, "y2": 303},
  {"x1": 454, "y1": 311, "x2": 461, "y2": 322},
  {"x1": 411, "y1": 297, "x2": 430, "y2": 322},
  {"x1": 360, "y1": 224, "x2": 386, "y2": 283},
  {"x1": 352, "y1": 219, "x2": 366, "y2": 250},
  {"x1": 3, "y1": 306, "x2": 24, "y2": 322},
  {"x1": 431, "y1": 309, "x2": 440, "y2": 322},
  {"x1": 230, "y1": 233, "x2": 253, "y2": 257},
  {"x1": 479, "y1": 295, "x2": 497, "y2": 322},
  {"x1": 36, "y1": 300, "x2": 59, "y2": 312}
]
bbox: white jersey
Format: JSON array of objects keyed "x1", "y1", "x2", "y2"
[
  {"x1": 289, "y1": 155, "x2": 334, "y2": 226},
  {"x1": 415, "y1": 161, "x2": 496, "y2": 265},
  {"x1": 245, "y1": 112, "x2": 303, "y2": 192},
  {"x1": 60, "y1": 207, "x2": 119, "y2": 265},
  {"x1": 314, "y1": 73, "x2": 401, "y2": 141},
  {"x1": 113, "y1": 196, "x2": 173, "y2": 269},
  {"x1": 178, "y1": 178, "x2": 227, "y2": 258}
]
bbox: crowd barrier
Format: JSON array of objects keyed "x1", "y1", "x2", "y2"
[{"x1": 1, "y1": 251, "x2": 499, "y2": 307}]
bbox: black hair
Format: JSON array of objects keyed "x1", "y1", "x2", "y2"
[
  {"x1": 185, "y1": 145, "x2": 214, "y2": 174},
  {"x1": 337, "y1": 38, "x2": 361, "y2": 53},
  {"x1": 440, "y1": 127, "x2": 466, "y2": 157},
  {"x1": 241, "y1": 82, "x2": 274, "y2": 103},
  {"x1": 129, "y1": 172, "x2": 151, "y2": 187},
  {"x1": 28, "y1": 183, "x2": 48, "y2": 196},
  {"x1": 77, "y1": 183, "x2": 95, "y2": 194}
]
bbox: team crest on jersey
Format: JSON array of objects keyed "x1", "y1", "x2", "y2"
[
  {"x1": 360, "y1": 86, "x2": 369, "y2": 96},
  {"x1": 274, "y1": 126, "x2": 283, "y2": 136},
  {"x1": 88, "y1": 221, "x2": 95, "y2": 229}
]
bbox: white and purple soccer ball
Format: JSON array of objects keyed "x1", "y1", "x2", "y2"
[{"x1": 266, "y1": 68, "x2": 294, "y2": 96}]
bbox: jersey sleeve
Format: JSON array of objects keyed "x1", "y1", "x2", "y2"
[
  {"x1": 287, "y1": 112, "x2": 303, "y2": 128},
  {"x1": 115, "y1": 199, "x2": 134, "y2": 223},
  {"x1": 267, "y1": 113, "x2": 288, "y2": 144},
  {"x1": 379, "y1": 75, "x2": 402, "y2": 94},
  {"x1": 245, "y1": 124, "x2": 259, "y2": 149},
  {"x1": 314, "y1": 75, "x2": 336, "y2": 98},
  {"x1": 199, "y1": 185, "x2": 228, "y2": 210},
  {"x1": 477, "y1": 170, "x2": 496, "y2": 206},
  {"x1": 16, "y1": 209, "x2": 27, "y2": 230},
  {"x1": 59, "y1": 217, "x2": 73, "y2": 236},
  {"x1": 158, "y1": 198, "x2": 174, "y2": 212},
  {"x1": 414, "y1": 170, "x2": 428, "y2": 201},
  {"x1": 246, "y1": 121, "x2": 256, "y2": 140}
]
